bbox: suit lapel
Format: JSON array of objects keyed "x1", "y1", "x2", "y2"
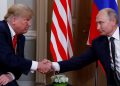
[
  {"x1": 16, "y1": 34, "x2": 25, "y2": 57},
  {"x1": 3, "y1": 20, "x2": 25, "y2": 55},
  {"x1": 101, "y1": 36, "x2": 110, "y2": 56},
  {"x1": 99, "y1": 36, "x2": 111, "y2": 70},
  {"x1": 3, "y1": 20, "x2": 14, "y2": 49}
]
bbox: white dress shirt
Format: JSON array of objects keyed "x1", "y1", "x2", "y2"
[
  {"x1": 108, "y1": 27, "x2": 120, "y2": 73},
  {"x1": 52, "y1": 62, "x2": 60, "y2": 71}
]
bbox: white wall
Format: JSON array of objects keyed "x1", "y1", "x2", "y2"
[
  {"x1": 0, "y1": 0, "x2": 7, "y2": 20},
  {"x1": 0, "y1": 0, "x2": 14, "y2": 20}
]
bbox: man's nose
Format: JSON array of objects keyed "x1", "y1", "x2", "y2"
[
  {"x1": 28, "y1": 21, "x2": 32, "y2": 27},
  {"x1": 97, "y1": 24, "x2": 100, "y2": 30}
]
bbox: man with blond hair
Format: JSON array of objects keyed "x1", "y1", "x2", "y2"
[{"x1": 0, "y1": 4, "x2": 51, "y2": 86}]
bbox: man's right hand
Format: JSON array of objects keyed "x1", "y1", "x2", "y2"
[{"x1": 37, "y1": 59, "x2": 52, "y2": 74}]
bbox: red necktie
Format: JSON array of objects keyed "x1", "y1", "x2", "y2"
[{"x1": 12, "y1": 35, "x2": 17, "y2": 49}]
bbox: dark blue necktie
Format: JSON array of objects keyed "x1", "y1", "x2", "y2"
[{"x1": 110, "y1": 37, "x2": 116, "y2": 71}]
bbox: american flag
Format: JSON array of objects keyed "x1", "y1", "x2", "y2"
[{"x1": 50, "y1": 0, "x2": 73, "y2": 62}]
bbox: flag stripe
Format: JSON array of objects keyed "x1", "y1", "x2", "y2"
[
  {"x1": 51, "y1": 22, "x2": 68, "y2": 60},
  {"x1": 52, "y1": 11, "x2": 67, "y2": 51},
  {"x1": 50, "y1": 31, "x2": 62, "y2": 61},
  {"x1": 54, "y1": 0, "x2": 67, "y2": 39},
  {"x1": 60, "y1": 0, "x2": 67, "y2": 13},
  {"x1": 50, "y1": 41, "x2": 57, "y2": 61},
  {"x1": 67, "y1": 0, "x2": 73, "y2": 55},
  {"x1": 66, "y1": 0, "x2": 73, "y2": 58},
  {"x1": 50, "y1": 0, "x2": 73, "y2": 61}
]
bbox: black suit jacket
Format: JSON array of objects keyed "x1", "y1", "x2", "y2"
[
  {"x1": 58, "y1": 35, "x2": 118, "y2": 86},
  {"x1": 0, "y1": 20, "x2": 32, "y2": 86}
]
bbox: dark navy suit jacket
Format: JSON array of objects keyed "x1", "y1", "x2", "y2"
[
  {"x1": 58, "y1": 35, "x2": 118, "y2": 86},
  {"x1": 0, "y1": 20, "x2": 32, "y2": 86}
]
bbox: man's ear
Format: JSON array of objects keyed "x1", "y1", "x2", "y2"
[
  {"x1": 111, "y1": 18, "x2": 116, "y2": 26},
  {"x1": 11, "y1": 16, "x2": 17, "y2": 25}
]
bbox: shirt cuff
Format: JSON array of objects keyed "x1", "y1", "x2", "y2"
[
  {"x1": 7, "y1": 72, "x2": 15, "y2": 80},
  {"x1": 31, "y1": 61, "x2": 38, "y2": 72},
  {"x1": 52, "y1": 62, "x2": 60, "y2": 71}
]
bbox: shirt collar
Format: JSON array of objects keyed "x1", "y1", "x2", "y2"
[
  {"x1": 112, "y1": 26, "x2": 120, "y2": 40},
  {"x1": 108, "y1": 27, "x2": 119, "y2": 40},
  {"x1": 7, "y1": 22, "x2": 16, "y2": 38}
]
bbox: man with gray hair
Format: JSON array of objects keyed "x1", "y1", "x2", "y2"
[{"x1": 43, "y1": 8, "x2": 120, "y2": 86}]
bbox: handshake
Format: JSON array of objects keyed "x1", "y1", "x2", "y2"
[{"x1": 37, "y1": 59, "x2": 53, "y2": 74}]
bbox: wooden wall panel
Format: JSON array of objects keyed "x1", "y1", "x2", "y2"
[{"x1": 45, "y1": 0, "x2": 120, "y2": 86}]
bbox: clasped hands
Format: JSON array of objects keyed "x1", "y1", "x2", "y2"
[{"x1": 37, "y1": 59, "x2": 53, "y2": 74}]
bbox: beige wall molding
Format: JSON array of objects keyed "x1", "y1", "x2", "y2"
[
  {"x1": 24, "y1": 30, "x2": 36, "y2": 40},
  {"x1": 35, "y1": 0, "x2": 48, "y2": 86}
]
